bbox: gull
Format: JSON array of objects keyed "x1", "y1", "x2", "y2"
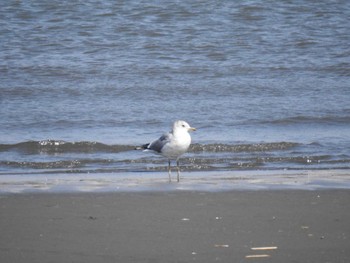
[{"x1": 139, "y1": 120, "x2": 196, "y2": 182}]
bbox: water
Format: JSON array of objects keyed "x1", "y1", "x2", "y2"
[{"x1": 1, "y1": 0, "x2": 350, "y2": 180}]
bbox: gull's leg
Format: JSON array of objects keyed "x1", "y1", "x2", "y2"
[
  {"x1": 176, "y1": 159, "x2": 180, "y2": 182},
  {"x1": 168, "y1": 160, "x2": 171, "y2": 182}
]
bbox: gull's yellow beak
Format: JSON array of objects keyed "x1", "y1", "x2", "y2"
[{"x1": 189, "y1": 127, "x2": 196, "y2": 132}]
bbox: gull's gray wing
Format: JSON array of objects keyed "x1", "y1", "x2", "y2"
[{"x1": 146, "y1": 132, "x2": 172, "y2": 153}]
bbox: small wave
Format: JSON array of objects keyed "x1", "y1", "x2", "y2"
[
  {"x1": 265, "y1": 116, "x2": 350, "y2": 125},
  {"x1": 2, "y1": 154, "x2": 347, "y2": 174},
  {"x1": 190, "y1": 142, "x2": 299, "y2": 153},
  {"x1": 1, "y1": 140, "x2": 349, "y2": 173},
  {"x1": 0, "y1": 140, "x2": 299, "y2": 154},
  {"x1": 2, "y1": 160, "x2": 84, "y2": 169},
  {"x1": 0, "y1": 140, "x2": 135, "y2": 154}
]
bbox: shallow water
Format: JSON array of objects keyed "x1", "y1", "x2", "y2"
[{"x1": 1, "y1": 0, "x2": 349, "y2": 177}]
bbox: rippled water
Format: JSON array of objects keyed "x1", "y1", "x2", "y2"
[{"x1": 1, "y1": 0, "x2": 349, "y2": 176}]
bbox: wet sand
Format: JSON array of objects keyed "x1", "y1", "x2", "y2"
[
  {"x1": 0, "y1": 190, "x2": 349, "y2": 262},
  {"x1": 1, "y1": 169, "x2": 350, "y2": 193}
]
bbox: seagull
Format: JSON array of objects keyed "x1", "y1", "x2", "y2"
[{"x1": 139, "y1": 120, "x2": 196, "y2": 182}]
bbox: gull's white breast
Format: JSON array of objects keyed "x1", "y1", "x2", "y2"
[{"x1": 161, "y1": 131, "x2": 191, "y2": 159}]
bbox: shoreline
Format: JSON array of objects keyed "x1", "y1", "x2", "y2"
[
  {"x1": 1, "y1": 190, "x2": 349, "y2": 262},
  {"x1": 0, "y1": 169, "x2": 349, "y2": 194}
]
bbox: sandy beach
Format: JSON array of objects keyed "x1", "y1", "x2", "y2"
[{"x1": 1, "y1": 189, "x2": 349, "y2": 263}]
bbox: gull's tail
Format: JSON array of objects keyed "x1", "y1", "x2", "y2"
[{"x1": 134, "y1": 143, "x2": 150, "y2": 150}]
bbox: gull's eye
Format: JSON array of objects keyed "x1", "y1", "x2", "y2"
[{"x1": 182, "y1": 124, "x2": 186, "y2": 127}]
